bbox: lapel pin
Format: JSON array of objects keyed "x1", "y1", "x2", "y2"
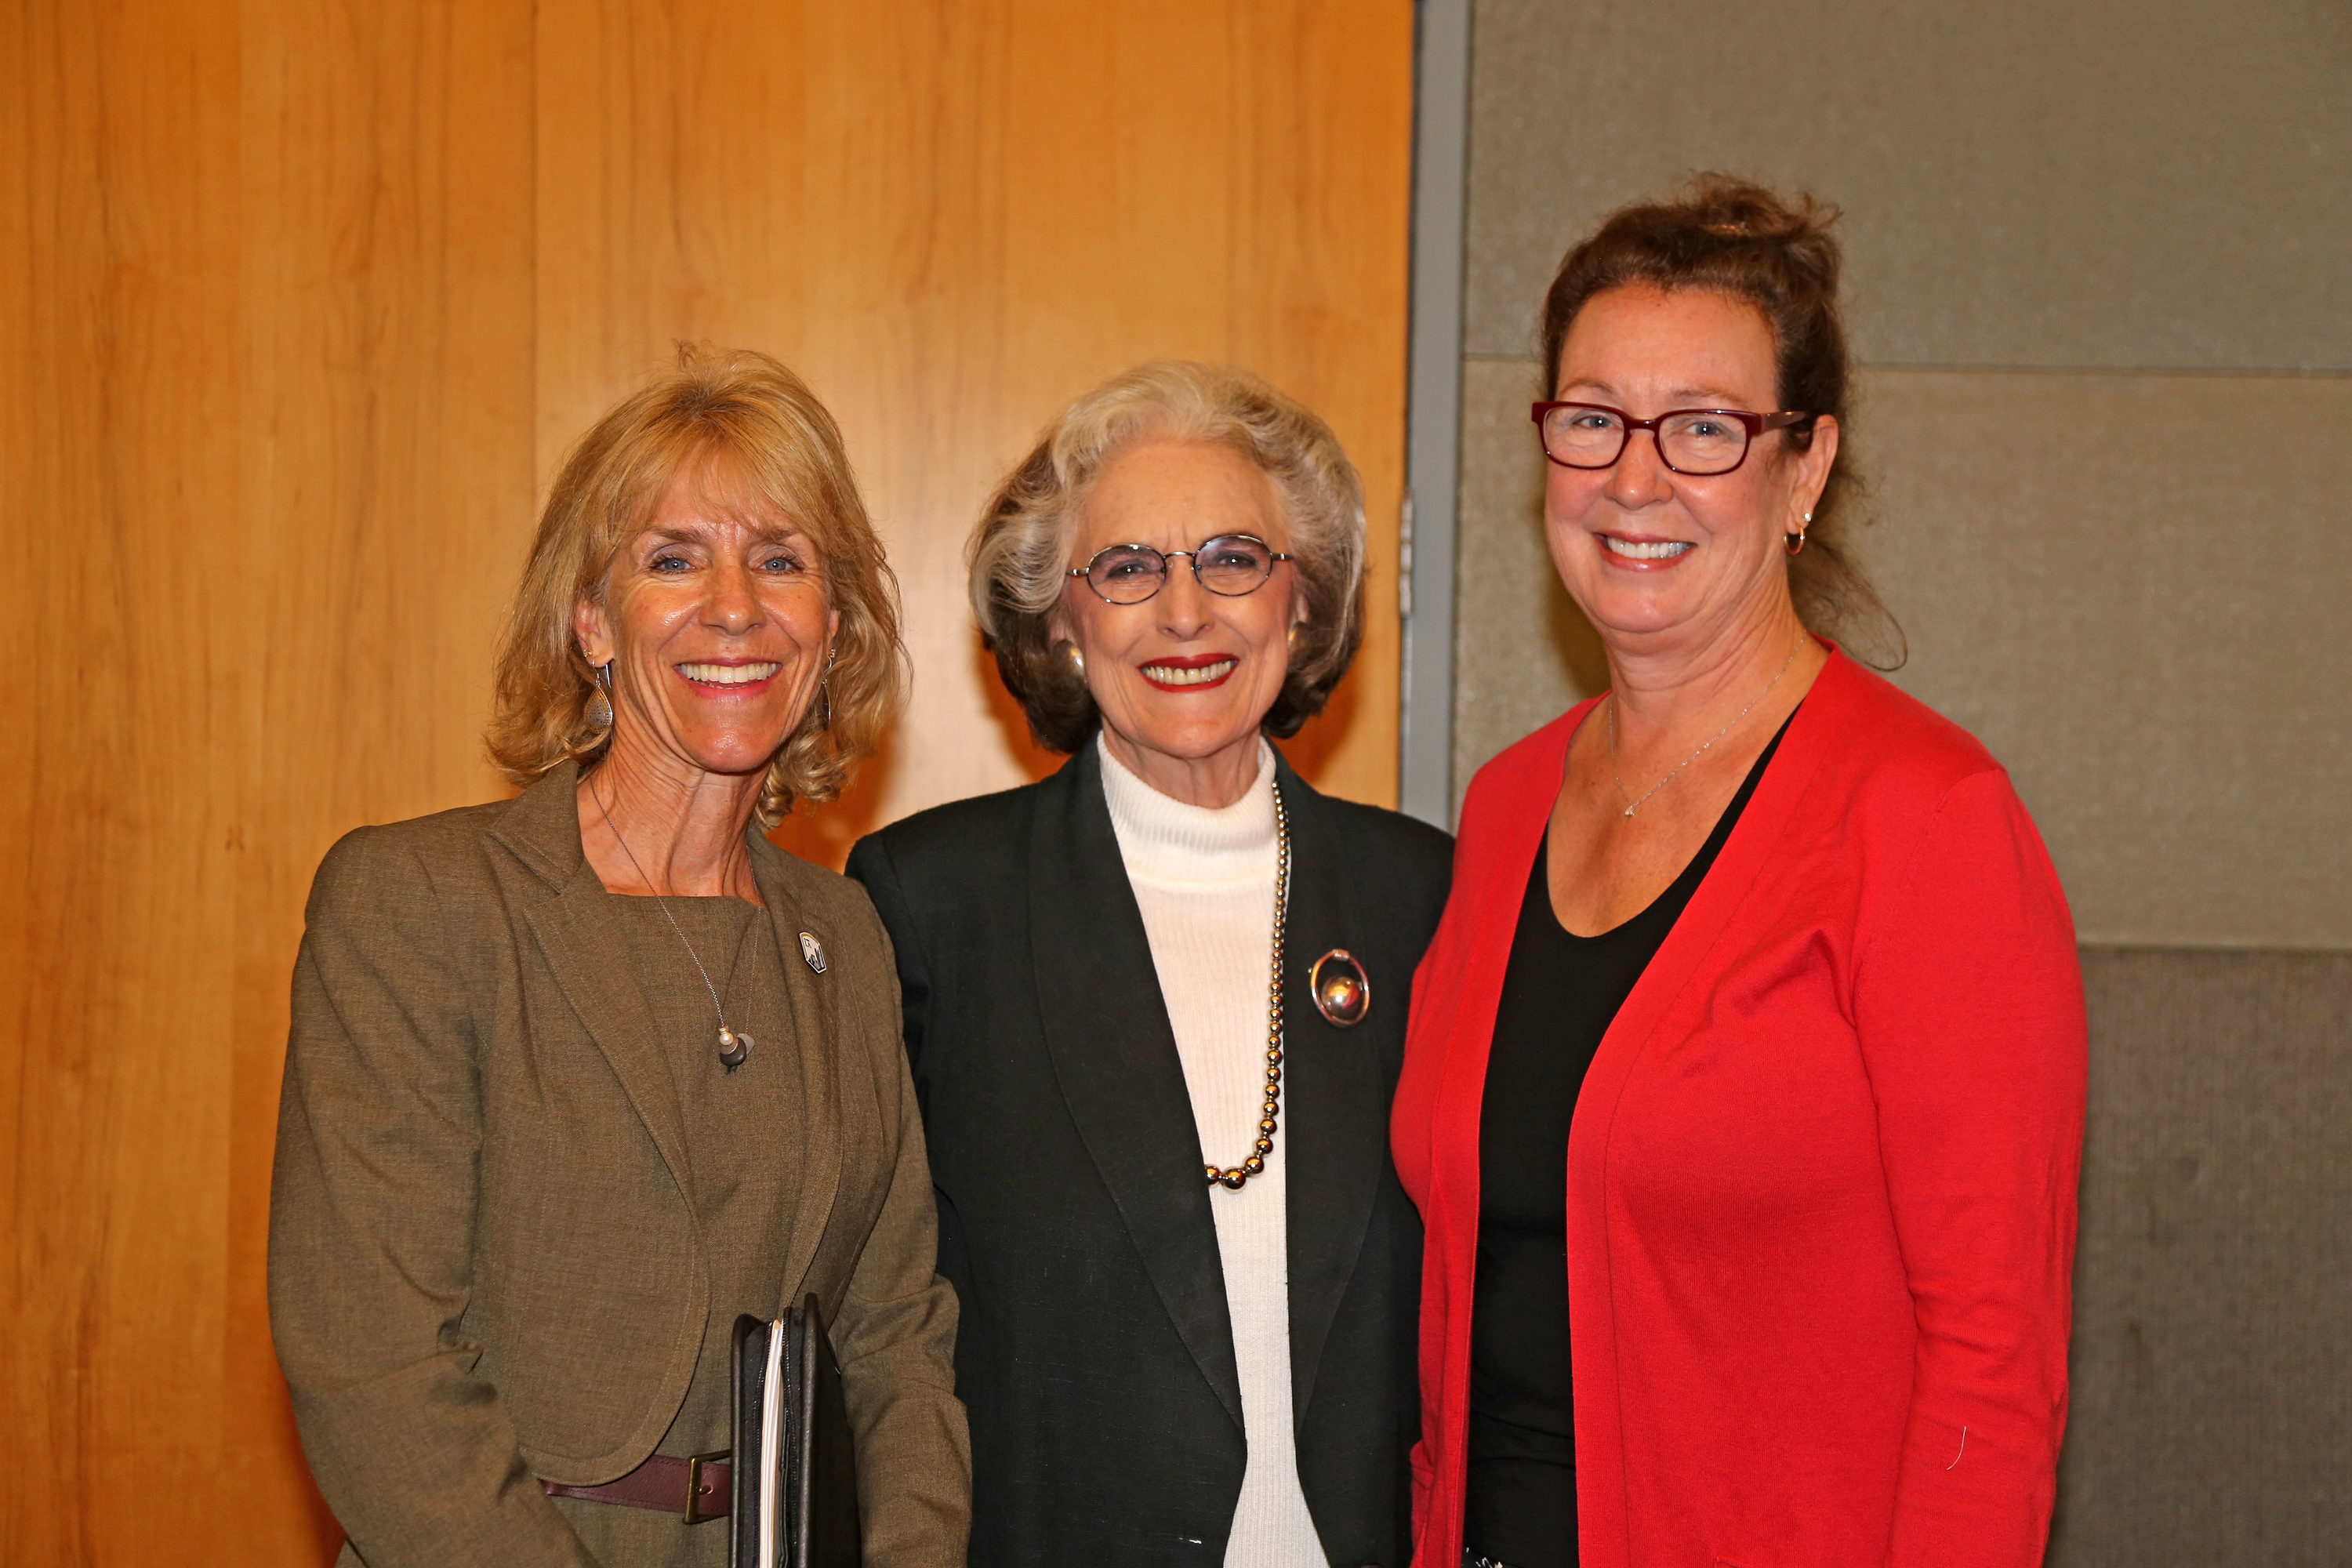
[
  {"x1": 1309, "y1": 949, "x2": 1370, "y2": 1027},
  {"x1": 799, "y1": 931, "x2": 826, "y2": 975}
]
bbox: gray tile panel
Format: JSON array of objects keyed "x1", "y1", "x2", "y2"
[
  {"x1": 1863, "y1": 367, "x2": 2352, "y2": 949},
  {"x1": 2055, "y1": 946, "x2": 2352, "y2": 1566},
  {"x1": 1450, "y1": 355, "x2": 1602, "y2": 811},
  {"x1": 1465, "y1": 0, "x2": 2352, "y2": 372},
  {"x1": 1450, "y1": 358, "x2": 2352, "y2": 949}
]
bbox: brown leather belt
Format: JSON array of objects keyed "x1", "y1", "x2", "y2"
[{"x1": 541, "y1": 1450, "x2": 731, "y2": 1524}]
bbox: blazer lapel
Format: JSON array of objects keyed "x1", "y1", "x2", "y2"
[
  {"x1": 489, "y1": 768, "x2": 699, "y2": 1205},
  {"x1": 1270, "y1": 758, "x2": 1389, "y2": 1417},
  {"x1": 1029, "y1": 749, "x2": 1246, "y2": 1432},
  {"x1": 749, "y1": 840, "x2": 842, "y2": 1312}
]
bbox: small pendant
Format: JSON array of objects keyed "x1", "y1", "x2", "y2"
[
  {"x1": 717, "y1": 1027, "x2": 753, "y2": 1070},
  {"x1": 1622, "y1": 804, "x2": 1639, "y2": 818}
]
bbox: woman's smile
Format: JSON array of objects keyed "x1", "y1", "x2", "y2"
[
  {"x1": 1138, "y1": 653, "x2": 1240, "y2": 689},
  {"x1": 1597, "y1": 532, "x2": 1697, "y2": 565},
  {"x1": 675, "y1": 658, "x2": 784, "y2": 690}
]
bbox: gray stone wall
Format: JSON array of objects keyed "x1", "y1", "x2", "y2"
[{"x1": 2063, "y1": 947, "x2": 2350, "y2": 1565}]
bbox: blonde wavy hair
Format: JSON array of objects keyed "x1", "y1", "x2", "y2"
[
  {"x1": 970, "y1": 361, "x2": 1367, "y2": 753},
  {"x1": 487, "y1": 347, "x2": 903, "y2": 826}
]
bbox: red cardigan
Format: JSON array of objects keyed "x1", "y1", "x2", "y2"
[{"x1": 1393, "y1": 651, "x2": 2085, "y2": 1568}]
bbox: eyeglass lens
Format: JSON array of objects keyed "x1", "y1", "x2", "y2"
[
  {"x1": 1086, "y1": 535, "x2": 1278, "y2": 604},
  {"x1": 1540, "y1": 405, "x2": 1753, "y2": 475}
]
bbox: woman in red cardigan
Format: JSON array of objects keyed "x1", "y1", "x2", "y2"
[{"x1": 1394, "y1": 177, "x2": 2085, "y2": 1568}]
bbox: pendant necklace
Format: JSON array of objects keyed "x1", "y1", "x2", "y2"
[
  {"x1": 1607, "y1": 635, "x2": 1802, "y2": 819},
  {"x1": 1206, "y1": 780, "x2": 1290, "y2": 1192},
  {"x1": 593, "y1": 779, "x2": 755, "y2": 1070}
]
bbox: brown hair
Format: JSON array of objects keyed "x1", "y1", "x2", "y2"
[
  {"x1": 970, "y1": 361, "x2": 1367, "y2": 753},
  {"x1": 486, "y1": 347, "x2": 904, "y2": 826},
  {"x1": 1541, "y1": 174, "x2": 1903, "y2": 664}
]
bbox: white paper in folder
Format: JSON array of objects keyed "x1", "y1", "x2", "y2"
[{"x1": 758, "y1": 1322, "x2": 786, "y2": 1568}]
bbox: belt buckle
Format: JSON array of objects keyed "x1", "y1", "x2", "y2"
[{"x1": 682, "y1": 1449, "x2": 729, "y2": 1525}]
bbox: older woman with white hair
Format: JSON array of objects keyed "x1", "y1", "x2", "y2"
[{"x1": 848, "y1": 362, "x2": 1452, "y2": 1568}]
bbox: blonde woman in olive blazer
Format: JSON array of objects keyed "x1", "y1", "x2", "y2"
[{"x1": 268, "y1": 352, "x2": 967, "y2": 1567}]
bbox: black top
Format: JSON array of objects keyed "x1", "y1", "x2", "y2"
[
  {"x1": 845, "y1": 745, "x2": 1452, "y2": 1568},
  {"x1": 1465, "y1": 717, "x2": 1790, "y2": 1568}
]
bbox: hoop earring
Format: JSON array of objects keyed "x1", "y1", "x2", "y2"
[
  {"x1": 1786, "y1": 511, "x2": 1812, "y2": 557},
  {"x1": 1055, "y1": 640, "x2": 1086, "y2": 681},
  {"x1": 586, "y1": 660, "x2": 615, "y2": 729}
]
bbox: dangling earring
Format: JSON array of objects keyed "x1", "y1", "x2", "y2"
[
  {"x1": 1287, "y1": 622, "x2": 1303, "y2": 653},
  {"x1": 1055, "y1": 640, "x2": 1086, "y2": 681},
  {"x1": 1786, "y1": 511, "x2": 1812, "y2": 556},
  {"x1": 586, "y1": 659, "x2": 615, "y2": 729},
  {"x1": 815, "y1": 653, "x2": 835, "y2": 733}
]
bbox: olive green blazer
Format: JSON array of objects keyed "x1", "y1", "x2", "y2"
[{"x1": 269, "y1": 765, "x2": 969, "y2": 1567}]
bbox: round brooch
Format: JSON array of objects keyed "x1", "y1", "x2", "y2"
[{"x1": 1309, "y1": 949, "x2": 1370, "y2": 1028}]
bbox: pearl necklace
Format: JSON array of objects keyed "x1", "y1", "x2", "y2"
[{"x1": 1204, "y1": 780, "x2": 1290, "y2": 1192}]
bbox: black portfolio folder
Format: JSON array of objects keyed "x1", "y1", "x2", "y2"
[{"x1": 730, "y1": 1296, "x2": 860, "y2": 1568}]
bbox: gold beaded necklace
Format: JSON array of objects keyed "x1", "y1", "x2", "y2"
[{"x1": 1204, "y1": 780, "x2": 1290, "y2": 1192}]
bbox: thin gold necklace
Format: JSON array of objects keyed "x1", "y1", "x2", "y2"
[
  {"x1": 593, "y1": 778, "x2": 755, "y2": 1070},
  {"x1": 1606, "y1": 637, "x2": 1802, "y2": 819}
]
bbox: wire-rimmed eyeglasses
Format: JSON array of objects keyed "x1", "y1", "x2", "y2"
[
  {"x1": 1531, "y1": 401, "x2": 1810, "y2": 476},
  {"x1": 1069, "y1": 534, "x2": 1294, "y2": 605}
]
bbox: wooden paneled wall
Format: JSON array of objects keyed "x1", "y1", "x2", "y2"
[{"x1": 0, "y1": 3, "x2": 1413, "y2": 1561}]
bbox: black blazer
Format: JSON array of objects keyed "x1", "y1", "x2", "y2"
[{"x1": 847, "y1": 745, "x2": 1452, "y2": 1568}]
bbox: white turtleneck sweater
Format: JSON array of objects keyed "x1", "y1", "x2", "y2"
[{"x1": 1098, "y1": 736, "x2": 1325, "y2": 1568}]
